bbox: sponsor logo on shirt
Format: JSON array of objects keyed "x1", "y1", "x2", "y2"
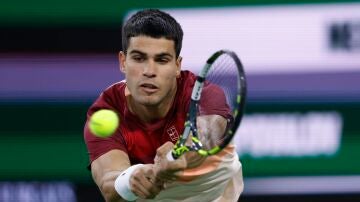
[{"x1": 167, "y1": 126, "x2": 179, "y2": 142}]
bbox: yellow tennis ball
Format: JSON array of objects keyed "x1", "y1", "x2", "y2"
[{"x1": 89, "y1": 109, "x2": 119, "y2": 138}]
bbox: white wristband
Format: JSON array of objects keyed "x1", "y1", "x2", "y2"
[{"x1": 114, "y1": 164, "x2": 144, "y2": 201}]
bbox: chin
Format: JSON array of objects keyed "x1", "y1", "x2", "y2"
[{"x1": 137, "y1": 96, "x2": 161, "y2": 106}]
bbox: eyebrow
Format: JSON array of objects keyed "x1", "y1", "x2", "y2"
[
  {"x1": 128, "y1": 50, "x2": 146, "y2": 56},
  {"x1": 128, "y1": 49, "x2": 174, "y2": 58},
  {"x1": 155, "y1": 53, "x2": 173, "y2": 59}
]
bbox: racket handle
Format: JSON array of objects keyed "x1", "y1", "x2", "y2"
[{"x1": 166, "y1": 150, "x2": 176, "y2": 161}]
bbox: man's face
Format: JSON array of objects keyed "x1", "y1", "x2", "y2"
[{"x1": 119, "y1": 36, "x2": 181, "y2": 107}]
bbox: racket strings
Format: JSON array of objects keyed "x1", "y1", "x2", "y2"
[
  {"x1": 196, "y1": 53, "x2": 241, "y2": 150},
  {"x1": 207, "y1": 54, "x2": 239, "y2": 112}
]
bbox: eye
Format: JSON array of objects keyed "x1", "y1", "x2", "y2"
[
  {"x1": 156, "y1": 57, "x2": 170, "y2": 64},
  {"x1": 132, "y1": 55, "x2": 145, "y2": 62}
]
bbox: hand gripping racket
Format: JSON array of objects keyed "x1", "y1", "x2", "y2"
[{"x1": 167, "y1": 50, "x2": 247, "y2": 160}]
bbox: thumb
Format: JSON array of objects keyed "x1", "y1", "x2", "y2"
[{"x1": 156, "y1": 141, "x2": 174, "y2": 157}]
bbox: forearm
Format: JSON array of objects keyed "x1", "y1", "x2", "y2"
[
  {"x1": 96, "y1": 164, "x2": 163, "y2": 201},
  {"x1": 91, "y1": 150, "x2": 133, "y2": 202},
  {"x1": 97, "y1": 171, "x2": 127, "y2": 202},
  {"x1": 91, "y1": 150, "x2": 164, "y2": 201}
]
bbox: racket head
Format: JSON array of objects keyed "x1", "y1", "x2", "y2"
[{"x1": 173, "y1": 50, "x2": 247, "y2": 158}]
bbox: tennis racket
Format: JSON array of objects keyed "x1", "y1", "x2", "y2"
[{"x1": 167, "y1": 50, "x2": 247, "y2": 160}]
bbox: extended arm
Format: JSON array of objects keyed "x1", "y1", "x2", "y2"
[
  {"x1": 197, "y1": 114, "x2": 228, "y2": 149},
  {"x1": 91, "y1": 150, "x2": 162, "y2": 202},
  {"x1": 154, "y1": 115, "x2": 227, "y2": 181}
]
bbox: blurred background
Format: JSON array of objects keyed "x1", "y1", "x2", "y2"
[{"x1": 1, "y1": 0, "x2": 360, "y2": 201}]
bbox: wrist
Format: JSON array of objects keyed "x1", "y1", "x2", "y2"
[{"x1": 114, "y1": 164, "x2": 144, "y2": 201}]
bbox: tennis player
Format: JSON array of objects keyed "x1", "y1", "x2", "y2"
[{"x1": 84, "y1": 9, "x2": 243, "y2": 201}]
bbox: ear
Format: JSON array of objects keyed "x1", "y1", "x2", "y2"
[
  {"x1": 119, "y1": 51, "x2": 126, "y2": 73},
  {"x1": 176, "y1": 56, "x2": 182, "y2": 77}
]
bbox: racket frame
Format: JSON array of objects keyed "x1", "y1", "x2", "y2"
[{"x1": 171, "y1": 50, "x2": 247, "y2": 159}]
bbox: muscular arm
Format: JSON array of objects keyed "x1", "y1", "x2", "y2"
[
  {"x1": 197, "y1": 114, "x2": 228, "y2": 149},
  {"x1": 153, "y1": 115, "x2": 228, "y2": 182},
  {"x1": 183, "y1": 115, "x2": 228, "y2": 168},
  {"x1": 91, "y1": 150, "x2": 163, "y2": 202},
  {"x1": 91, "y1": 150, "x2": 130, "y2": 202}
]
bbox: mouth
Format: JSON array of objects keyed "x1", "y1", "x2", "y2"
[{"x1": 139, "y1": 83, "x2": 159, "y2": 93}]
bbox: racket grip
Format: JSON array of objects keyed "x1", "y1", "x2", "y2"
[{"x1": 166, "y1": 150, "x2": 176, "y2": 161}]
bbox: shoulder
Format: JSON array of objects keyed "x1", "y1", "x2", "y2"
[
  {"x1": 180, "y1": 70, "x2": 196, "y2": 81},
  {"x1": 84, "y1": 81, "x2": 128, "y2": 164},
  {"x1": 102, "y1": 80, "x2": 126, "y2": 101},
  {"x1": 88, "y1": 81, "x2": 127, "y2": 116},
  {"x1": 178, "y1": 70, "x2": 196, "y2": 90},
  {"x1": 174, "y1": 70, "x2": 196, "y2": 106}
]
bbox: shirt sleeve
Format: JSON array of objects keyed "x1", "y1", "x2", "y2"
[
  {"x1": 83, "y1": 91, "x2": 128, "y2": 165},
  {"x1": 198, "y1": 81, "x2": 232, "y2": 120}
]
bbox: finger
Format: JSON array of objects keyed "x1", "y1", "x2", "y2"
[
  {"x1": 156, "y1": 142, "x2": 174, "y2": 157},
  {"x1": 130, "y1": 175, "x2": 153, "y2": 199},
  {"x1": 143, "y1": 166, "x2": 163, "y2": 195},
  {"x1": 131, "y1": 166, "x2": 159, "y2": 198},
  {"x1": 154, "y1": 154, "x2": 187, "y2": 181},
  {"x1": 153, "y1": 177, "x2": 166, "y2": 189},
  {"x1": 134, "y1": 179, "x2": 160, "y2": 199},
  {"x1": 147, "y1": 177, "x2": 163, "y2": 195},
  {"x1": 129, "y1": 177, "x2": 147, "y2": 199}
]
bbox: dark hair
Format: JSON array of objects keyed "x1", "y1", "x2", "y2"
[{"x1": 122, "y1": 9, "x2": 183, "y2": 57}]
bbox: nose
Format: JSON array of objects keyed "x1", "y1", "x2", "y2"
[{"x1": 143, "y1": 60, "x2": 156, "y2": 78}]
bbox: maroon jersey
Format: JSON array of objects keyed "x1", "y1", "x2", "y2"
[{"x1": 84, "y1": 70, "x2": 230, "y2": 165}]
